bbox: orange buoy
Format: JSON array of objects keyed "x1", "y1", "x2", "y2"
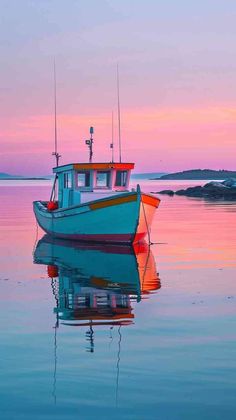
[
  {"x1": 47, "y1": 265, "x2": 58, "y2": 278},
  {"x1": 47, "y1": 201, "x2": 58, "y2": 211}
]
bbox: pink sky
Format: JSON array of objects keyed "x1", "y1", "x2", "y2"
[{"x1": 0, "y1": 1, "x2": 236, "y2": 175}]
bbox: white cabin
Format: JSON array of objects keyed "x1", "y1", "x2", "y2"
[{"x1": 53, "y1": 162, "x2": 135, "y2": 209}]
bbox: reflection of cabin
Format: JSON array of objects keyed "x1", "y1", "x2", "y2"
[
  {"x1": 52, "y1": 273, "x2": 137, "y2": 326},
  {"x1": 53, "y1": 163, "x2": 134, "y2": 209},
  {"x1": 44, "y1": 239, "x2": 162, "y2": 327}
]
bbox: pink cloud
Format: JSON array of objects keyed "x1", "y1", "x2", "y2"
[{"x1": 1, "y1": 105, "x2": 236, "y2": 175}]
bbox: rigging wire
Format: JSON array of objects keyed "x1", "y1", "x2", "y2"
[{"x1": 117, "y1": 64, "x2": 122, "y2": 163}]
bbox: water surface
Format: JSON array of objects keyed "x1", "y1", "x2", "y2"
[{"x1": 0, "y1": 178, "x2": 236, "y2": 420}]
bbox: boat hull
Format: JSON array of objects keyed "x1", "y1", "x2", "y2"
[{"x1": 33, "y1": 189, "x2": 160, "y2": 244}]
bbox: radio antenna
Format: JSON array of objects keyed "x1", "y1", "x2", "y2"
[
  {"x1": 117, "y1": 64, "x2": 122, "y2": 163},
  {"x1": 52, "y1": 60, "x2": 61, "y2": 167},
  {"x1": 85, "y1": 127, "x2": 94, "y2": 163},
  {"x1": 110, "y1": 111, "x2": 114, "y2": 163}
]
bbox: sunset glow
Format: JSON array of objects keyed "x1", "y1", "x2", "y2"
[{"x1": 1, "y1": 0, "x2": 236, "y2": 175}]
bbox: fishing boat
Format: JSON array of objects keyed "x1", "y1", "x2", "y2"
[
  {"x1": 33, "y1": 157, "x2": 160, "y2": 243},
  {"x1": 33, "y1": 66, "x2": 160, "y2": 243}
]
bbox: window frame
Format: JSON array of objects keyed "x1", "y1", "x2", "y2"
[
  {"x1": 95, "y1": 171, "x2": 111, "y2": 188},
  {"x1": 64, "y1": 172, "x2": 72, "y2": 189},
  {"x1": 115, "y1": 170, "x2": 128, "y2": 187},
  {"x1": 77, "y1": 171, "x2": 91, "y2": 188}
]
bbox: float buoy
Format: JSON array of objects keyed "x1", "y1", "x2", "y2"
[
  {"x1": 47, "y1": 201, "x2": 58, "y2": 211},
  {"x1": 47, "y1": 265, "x2": 59, "y2": 278}
]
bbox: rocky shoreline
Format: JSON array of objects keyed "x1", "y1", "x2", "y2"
[{"x1": 152, "y1": 179, "x2": 236, "y2": 200}]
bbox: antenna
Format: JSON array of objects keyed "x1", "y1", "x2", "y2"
[
  {"x1": 117, "y1": 64, "x2": 122, "y2": 163},
  {"x1": 110, "y1": 111, "x2": 114, "y2": 163},
  {"x1": 85, "y1": 126, "x2": 94, "y2": 163},
  {"x1": 52, "y1": 60, "x2": 61, "y2": 167}
]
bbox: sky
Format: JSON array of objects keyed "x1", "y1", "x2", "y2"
[{"x1": 0, "y1": 0, "x2": 236, "y2": 175}]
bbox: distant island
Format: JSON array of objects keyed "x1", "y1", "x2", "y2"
[
  {"x1": 0, "y1": 172, "x2": 49, "y2": 180},
  {"x1": 155, "y1": 179, "x2": 236, "y2": 200},
  {"x1": 151, "y1": 169, "x2": 236, "y2": 180}
]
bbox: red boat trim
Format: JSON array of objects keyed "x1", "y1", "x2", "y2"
[
  {"x1": 141, "y1": 194, "x2": 160, "y2": 208},
  {"x1": 133, "y1": 232, "x2": 146, "y2": 243},
  {"x1": 73, "y1": 162, "x2": 134, "y2": 171},
  {"x1": 44, "y1": 231, "x2": 134, "y2": 243},
  {"x1": 61, "y1": 320, "x2": 134, "y2": 327},
  {"x1": 42, "y1": 230, "x2": 146, "y2": 244},
  {"x1": 40, "y1": 235, "x2": 137, "y2": 255}
]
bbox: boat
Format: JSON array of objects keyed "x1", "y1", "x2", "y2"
[
  {"x1": 33, "y1": 145, "x2": 160, "y2": 243},
  {"x1": 33, "y1": 67, "x2": 160, "y2": 243},
  {"x1": 33, "y1": 235, "x2": 161, "y2": 327}
]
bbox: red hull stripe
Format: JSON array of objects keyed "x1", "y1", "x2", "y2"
[
  {"x1": 133, "y1": 232, "x2": 146, "y2": 243},
  {"x1": 141, "y1": 194, "x2": 160, "y2": 208},
  {"x1": 42, "y1": 235, "x2": 136, "y2": 255},
  {"x1": 62, "y1": 320, "x2": 134, "y2": 327},
  {"x1": 45, "y1": 231, "x2": 146, "y2": 244}
]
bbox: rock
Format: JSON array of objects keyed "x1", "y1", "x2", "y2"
[
  {"x1": 204, "y1": 181, "x2": 228, "y2": 189},
  {"x1": 157, "y1": 189, "x2": 174, "y2": 196},
  {"x1": 175, "y1": 189, "x2": 188, "y2": 195},
  {"x1": 176, "y1": 186, "x2": 203, "y2": 197},
  {"x1": 157, "y1": 179, "x2": 236, "y2": 200},
  {"x1": 222, "y1": 178, "x2": 236, "y2": 187}
]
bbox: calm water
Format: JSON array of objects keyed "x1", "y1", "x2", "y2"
[{"x1": 0, "y1": 178, "x2": 236, "y2": 420}]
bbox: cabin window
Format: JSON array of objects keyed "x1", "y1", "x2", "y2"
[
  {"x1": 115, "y1": 170, "x2": 127, "y2": 187},
  {"x1": 77, "y1": 171, "x2": 90, "y2": 187},
  {"x1": 64, "y1": 172, "x2": 72, "y2": 188},
  {"x1": 96, "y1": 171, "x2": 110, "y2": 188}
]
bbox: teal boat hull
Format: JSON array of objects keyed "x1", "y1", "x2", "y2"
[{"x1": 33, "y1": 189, "x2": 160, "y2": 244}]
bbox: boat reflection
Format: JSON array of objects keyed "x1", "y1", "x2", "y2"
[
  {"x1": 34, "y1": 236, "x2": 161, "y2": 403},
  {"x1": 34, "y1": 235, "x2": 161, "y2": 330}
]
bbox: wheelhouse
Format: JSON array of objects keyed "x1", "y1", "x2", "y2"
[{"x1": 53, "y1": 162, "x2": 134, "y2": 209}]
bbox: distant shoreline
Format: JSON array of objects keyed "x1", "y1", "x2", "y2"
[
  {"x1": 0, "y1": 177, "x2": 49, "y2": 180},
  {"x1": 151, "y1": 169, "x2": 236, "y2": 180}
]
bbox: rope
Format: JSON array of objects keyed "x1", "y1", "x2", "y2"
[
  {"x1": 50, "y1": 175, "x2": 58, "y2": 202},
  {"x1": 141, "y1": 197, "x2": 152, "y2": 245},
  {"x1": 32, "y1": 220, "x2": 39, "y2": 256},
  {"x1": 141, "y1": 245, "x2": 151, "y2": 292}
]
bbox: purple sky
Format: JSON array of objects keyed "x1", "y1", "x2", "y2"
[{"x1": 0, "y1": 0, "x2": 236, "y2": 175}]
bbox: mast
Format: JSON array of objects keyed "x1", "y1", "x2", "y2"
[
  {"x1": 52, "y1": 60, "x2": 60, "y2": 167},
  {"x1": 110, "y1": 111, "x2": 114, "y2": 163},
  {"x1": 117, "y1": 64, "x2": 122, "y2": 163}
]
